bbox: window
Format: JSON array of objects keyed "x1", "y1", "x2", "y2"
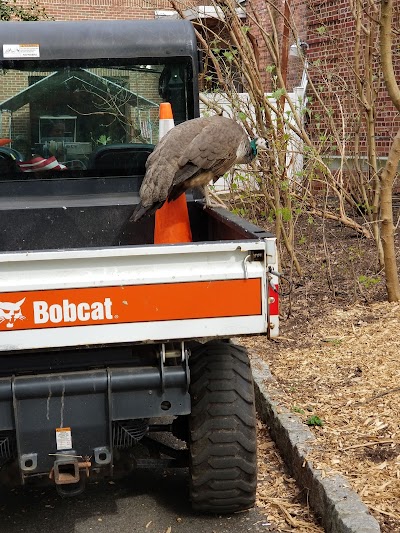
[{"x1": 0, "y1": 58, "x2": 193, "y2": 180}]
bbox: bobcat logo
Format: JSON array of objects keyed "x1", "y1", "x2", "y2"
[{"x1": 0, "y1": 298, "x2": 26, "y2": 329}]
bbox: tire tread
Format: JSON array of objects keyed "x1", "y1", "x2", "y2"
[{"x1": 189, "y1": 341, "x2": 257, "y2": 513}]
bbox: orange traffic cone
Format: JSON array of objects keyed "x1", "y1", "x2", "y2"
[
  {"x1": 158, "y1": 102, "x2": 175, "y2": 141},
  {"x1": 154, "y1": 103, "x2": 192, "y2": 244}
]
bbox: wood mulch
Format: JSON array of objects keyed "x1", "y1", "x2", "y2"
[
  {"x1": 255, "y1": 419, "x2": 324, "y2": 531},
  {"x1": 240, "y1": 215, "x2": 400, "y2": 531}
]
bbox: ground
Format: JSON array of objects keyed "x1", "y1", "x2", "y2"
[{"x1": 241, "y1": 215, "x2": 400, "y2": 532}]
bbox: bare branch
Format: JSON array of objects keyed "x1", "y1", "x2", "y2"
[{"x1": 380, "y1": 0, "x2": 400, "y2": 112}]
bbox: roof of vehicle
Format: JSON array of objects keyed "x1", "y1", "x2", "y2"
[{"x1": 0, "y1": 19, "x2": 198, "y2": 61}]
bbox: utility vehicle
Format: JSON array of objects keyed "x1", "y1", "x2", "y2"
[{"x1": 0, "y1": 19, "x2": 279, "y2": 513}]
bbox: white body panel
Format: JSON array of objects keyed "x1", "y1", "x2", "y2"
[{"x1": 0, "y1": 240, "x2": 279, "y2": 351}]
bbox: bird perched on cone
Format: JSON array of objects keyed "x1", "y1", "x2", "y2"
[{"x1": 131, "y1": 115, "x2": 267, "y2": 222}]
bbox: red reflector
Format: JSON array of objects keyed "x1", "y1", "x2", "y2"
[{"x1": 268, "y1": 284, "x2": 279, "y2": 315}]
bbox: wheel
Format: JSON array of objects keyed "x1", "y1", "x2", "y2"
[{"x1": 188, "y1": 340, "x2": 257, "y2": 514}]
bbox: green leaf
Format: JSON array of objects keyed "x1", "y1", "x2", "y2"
[
  {"x1": 272, "y1": 88, "x2": 286, "y2": 100},
  {"x1": 276, "y1": 207, "x2": 292, "y2": 222},
  {"x1": 223, "y1": 51, "x2": 234, "y2": 62},
  {"x1": 97, "y1": 135, "x2": 112, "y2": 145},
  {"x1": 358, "y1": 275, "x2": 380, "y2": 289},
  {"x1": 306, "y1": 415, "x2": 324, "y2": 427}
]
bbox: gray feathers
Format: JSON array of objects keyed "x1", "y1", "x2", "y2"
[{"x1": 131, "y1": 115, "x2": 260, "y2": 222}]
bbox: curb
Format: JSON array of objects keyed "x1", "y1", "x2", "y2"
[{"x1": 251, "y1": 356, "x2": 381, "y2": 533}]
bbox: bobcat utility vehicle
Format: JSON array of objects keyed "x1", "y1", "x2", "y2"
[{"x1": 0, "y1": 19, "x2": 279, "y2": 513}]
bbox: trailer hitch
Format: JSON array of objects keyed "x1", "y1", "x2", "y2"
[{"x1": 49, "y1": 454, "x2": 91, "y2": 497}]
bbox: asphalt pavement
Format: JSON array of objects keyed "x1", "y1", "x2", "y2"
[{"x1": 0, "y1": 469, "x2": 275, "y2": 533}]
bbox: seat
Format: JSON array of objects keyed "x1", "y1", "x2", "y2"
[
  {"x1": 0, "y1": 147, "x2": 24, "y2": 175},
  {"x1": 88, "y1": 143, "x2": 154, "y2": 176},
  {"x1": 0, "y1": 147, "x2": 23, "y2": 161}
]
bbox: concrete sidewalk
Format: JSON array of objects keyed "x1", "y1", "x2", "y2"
[{"x1": 251, "y1": 355, "x2": 381, "y2": 533}]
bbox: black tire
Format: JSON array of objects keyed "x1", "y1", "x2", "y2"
[{"x1": 188, "y1": 341, "x2": 257, "y2": 514}]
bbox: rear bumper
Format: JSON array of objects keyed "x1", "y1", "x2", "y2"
[{"x1": 0, "y1": 363, "x2": 190, "y2": 477}]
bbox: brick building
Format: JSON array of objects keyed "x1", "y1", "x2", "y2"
[
  {"x1": 20, "y1": 0, "x2": 170, "y2": 22},
  {"x1": 306, "y1": 0, "x2": 400, "y2": 167},
  {"x1": 11, "y1": 0, "x2": 400, "y2": 162},
  {"x1": 247, "y1": 0, "x2": 400, "y2": 163}
]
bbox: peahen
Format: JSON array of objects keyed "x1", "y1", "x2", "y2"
[{"x1": 131, "y1": 115, "x2": 267, "y2": 222}]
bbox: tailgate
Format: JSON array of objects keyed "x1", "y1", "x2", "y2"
[{"x1": 0, "y1": 240, "x2": 278, "y2": 351}]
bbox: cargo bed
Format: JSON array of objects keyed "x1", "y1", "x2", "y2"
[{"x1": 0, "y1": 182, "x2": 278, "y2": 352}]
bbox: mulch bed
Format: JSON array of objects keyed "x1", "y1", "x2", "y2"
[{"x1": 241, "y1": 214, "x2": 400, "y2": 531}]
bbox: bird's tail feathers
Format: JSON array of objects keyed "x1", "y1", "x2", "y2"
[
  {"x1": 168, "y1": 185, "x2": 188, "y2": 202},
  {"x1": 130, "y1": 200, "x2": 165, "y2": 222}
]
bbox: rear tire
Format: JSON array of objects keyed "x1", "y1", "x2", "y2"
[{"x1": 188, "y1": 341, "x2": 257, "y2": 514}]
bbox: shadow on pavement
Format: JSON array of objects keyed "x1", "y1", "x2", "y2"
[{"x1": 0, "y1": 469, "x2": 274, "y2": 533}]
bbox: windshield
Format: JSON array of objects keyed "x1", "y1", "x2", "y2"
[{"x1": 0, "y1": 59, "x2": 193, "y2": 180}]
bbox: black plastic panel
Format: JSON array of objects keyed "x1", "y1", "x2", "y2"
[{"x1": 0, "y1": 20, "x2": 198, "y2": 62}]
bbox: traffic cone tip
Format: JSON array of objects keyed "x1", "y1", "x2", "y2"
[{"x1": 159, "y1": 102, "x2": 173, "y2": 120}]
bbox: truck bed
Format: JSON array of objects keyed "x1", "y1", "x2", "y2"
[
  {"x1": 0, "y1": 177, "x2": 270, "y2": 250},
  {"x1": 0, "y1": 176, "x2": 278, "y2": 353}
]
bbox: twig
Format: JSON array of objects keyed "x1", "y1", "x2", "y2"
[
  {"x1": 368, "y1": 506, "x2": 400, "y2": 520},
  {"x1": 358, "y1": 386, "x2": 400, "y2": 404},
  {"x1": 199, "y1": 93, "x2": 224, "y2": 115},
  {"x1": 276, "y1": 503, "x2": 319, "y2": 530},
  {"x1": 342, "y1": 439, "x2": 399, "y2": 451},
  {"x1": 208, "y1": 188, "x2": 228, "y2": 208}
]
